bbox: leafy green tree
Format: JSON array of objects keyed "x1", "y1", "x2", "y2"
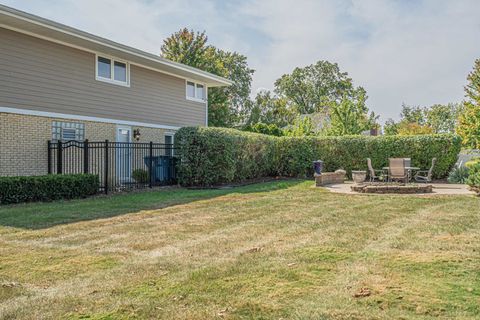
[
  {"x1": 457, "y1": 59, "x2": 480, "y2": 148},
  {"x1": 244, "y1": 122, "x2": 284, "y2": 136},
  {"x1": 274, "y1": 60, "x2": 357, "y2": 114},
  {"x1": 283, "y1": 116, "x2": 316, "y2": 137},
  {"x1": 397, "y1": 122, "x2": 434, "y2": 135},
  {"x1": 326, "y1": 89, "x2": 378, "y2": 136},
  {"x1": 383, "y1": 119, "x2": 399, "y2": 135},
  {"x1": 384, "y1": 103, "x2": 460, "y2": 136},
  {"x1": 161, "y1": 28, "x2": 208, "y2": 67},
  {"x1": 244, "y1": 90, "x2": 297, "y2": 128},
  {"x1": 425, "y1": 103, "x2": 462, "y2": 134},
  {"x1": 161, "y1": 28, "x2": 254, "y2": 127},
  {"x1": 400, "y1": 104, "x2": 425, "y2": 125}
]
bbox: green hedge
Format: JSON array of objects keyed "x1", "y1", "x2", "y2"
[
  {"x1": 175, "y1": 127, "x2": 277, "y2": 186},
  {"x1": 0, "y1": 174, "x2": 99, "y2": 205},
  {"x1": 276, "y1": 135, "x2": 461, "y2": 178},
  {"x1": 175, "y1": 127, "x2": 462, "y2": 186}
]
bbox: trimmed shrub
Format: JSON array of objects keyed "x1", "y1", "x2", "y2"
[
  {"x1": 276, "y1": 134, "x2": 462, "y2": 179},
  {"x1": 175, "y1": 127, "x2": 277, "y2": 186},
  {"x1": 0, "y1": 174, "x2": 99, "y2": 205},
  {"x1": 175, "y1": 127, "x2": 462, "y2": 186},
  {"x1": 466, "y1": 162, "x2": 480, "y2": 194}
]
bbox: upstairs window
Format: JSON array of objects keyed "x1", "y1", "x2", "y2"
[
  {"x1": 186, "y1": 81, "x2": 206, "y2": 102},
  {"x1": 96, "y1": 55, "x2": 129, "y2": 86}
]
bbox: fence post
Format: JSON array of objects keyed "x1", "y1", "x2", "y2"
[
  {"x1": 149, "y1": 141, "x2": 153, "y2": 188},
  {"x1": 47, "y1": 140, "x2": 52, "y2": 174},
  {"x1": 56, "y1": 140, "x2": 62, "y2": 174},
  {"x1": 83, "y1": 139, "x2": 89, "y2": 174},
  {"x1": 104, "y1": 140, "x2": 109, "y2": 194}
]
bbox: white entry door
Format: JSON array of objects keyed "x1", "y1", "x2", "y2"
[{"x1": 116, "y1": 126, "x2": 132, "y2": 182}]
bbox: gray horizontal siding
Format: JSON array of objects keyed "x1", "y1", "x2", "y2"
[{"x1": 0, "y1": 28, "x2": 207, "y2": 127}]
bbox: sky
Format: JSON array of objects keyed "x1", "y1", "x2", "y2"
[{"x1": 2, "y1": 0, "x2": 480, "y2": 122}]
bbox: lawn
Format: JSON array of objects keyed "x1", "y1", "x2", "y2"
[{"x1": 0, "y1": 180, "x2": 479, "y2": 319}]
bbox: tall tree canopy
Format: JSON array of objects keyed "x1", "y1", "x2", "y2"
[
  {"x1": 327, "y1": 89, "x2": 378, "y2": 136},
  {"x1": 244, "y1": 90, "x2": 297, "y2": 128},
  {"x1": 274, "y1": 60, "x2": 357, "y2": 114},
  {"x1": 384, "y1": 103, "x2": 461, "y2": 135},
  {"x1": 425, "y1": 103, "x2": 462, "y2": 134},
  {"x1": 161, "y1": 28, "x2": 254, "y2": 127},
  {"x1": 457, "y1": 59, "x2": 480, "y2": 148}
]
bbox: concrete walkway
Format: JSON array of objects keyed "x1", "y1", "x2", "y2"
[{"x1": 322, "y1": 181, "x2": 476, "y2": 196}]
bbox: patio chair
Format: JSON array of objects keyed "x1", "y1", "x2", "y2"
[
  {"x1": 414, "y1": 158, "x2": 436, "y2": 183},
  {"x1": 388, "y1": 158, "x2": 408, "y2": 184},
  {"x1": 367, "y1": 158, "x2": 385, "y2": 182}
]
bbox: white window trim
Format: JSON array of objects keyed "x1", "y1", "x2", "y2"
[
  {"x1": 116, "y1": 125, "x2": 132, "y2": 142},
  {"x1": 185, "y1": 80, "x2": 206, "y2": 103},
  {"x1": 164, "y1": 132, "x2": 175, "y2": 143},
  {"x1": 95, "y1": 54, "x2": 130, "y2": 87},
  {"x1": 164, "y1": 132, "x2": 175, "y2": 156}
]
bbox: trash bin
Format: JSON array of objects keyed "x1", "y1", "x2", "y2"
[{"x1": 313, "y1": 160, "x2": 323, "y2": 175}]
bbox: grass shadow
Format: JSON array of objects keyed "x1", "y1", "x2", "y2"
[{"x1": 0, "y1": 179, "x2": 305, "y2": 230}]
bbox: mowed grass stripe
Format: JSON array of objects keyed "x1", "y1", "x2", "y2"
[{"x1": 0, "y1": 180, "x2": 479, "y2": 319}]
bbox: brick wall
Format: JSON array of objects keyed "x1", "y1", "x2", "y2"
[{"x1": 0, "y1": 112, "x2": 175, "y2": 177}]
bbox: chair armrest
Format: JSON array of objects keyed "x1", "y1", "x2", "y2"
[{"x1": 414, "y1": 170, "x2": 429, "y2": 176}]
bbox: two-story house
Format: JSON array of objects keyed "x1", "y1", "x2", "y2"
[{"x1": 0, "y1": 4, "x2": 231, "y2": 177}]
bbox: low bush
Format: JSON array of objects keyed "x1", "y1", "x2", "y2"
[
  {"x1": 466, "y1": 163, "x2": 480, "y2": 194},
  {"x1": 0, "y1": 174, "x2": 99, "y2": 205},
  {"x1": 132, "y1": 169, "x2": 149, "y2": 183},
  {"x1": 465, "y1": 157, "x2": 480, "y2": 169},
  {"x1": 175, "y1": 127, "x2": 462, "y2": 186},
  {"x1": 447, "y1": 166, "x2": 470, "y2": 184}
]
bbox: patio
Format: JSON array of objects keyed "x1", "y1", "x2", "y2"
[{"x1": 322, "y1": 181, "x2": 476, "y2": 196}]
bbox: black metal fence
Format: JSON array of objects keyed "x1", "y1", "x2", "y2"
[{"x1": 48, "y1": 140, "x2": 178, "y2": 193}]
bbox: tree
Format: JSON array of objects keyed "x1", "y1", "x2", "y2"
[
  {"x1": 283, "y1": 116, "x2": 316, "y2": 137},
  {"x1": 244, "y1": 90, "x2": 297, "y2": 128},
  {"x1": 326, "y1": 88, "x2": 378, "y2": 136},
  {"x1": 397, "y1": 122, "x2": 434, "y2": 135},
  {"x1": 399, "y1": 104, "x2": 425, "y2": 125},
  {"x1": 161, "y1": 29, "x2": 254, "y2": 127},
  {"x1": 383, "y1": 119, "x2": 399, "y2": 135},
  {"x1": 244, "y1": 122, "x2": 284, "y2": 136},
  {"x1": 274, "y1": 60, "x2": 357, "y2": 114},
  {"x1": 384, "y1": 103, "x2": 460, "y2": 136},
  {"x1": 161, "y1": 28, "x2": 208, "y2": 68},
  {"x1": 425, "y1": 103, "x2": 462, "y2": 134},
  {"x1": 457, "y1": 59, "x2": 480, "y2": 149}
]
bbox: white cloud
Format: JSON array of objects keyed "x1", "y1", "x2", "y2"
[
  {"x1": 2, "y1": 0, "x2": 480, "y2": 122},
  {"x1": 241, "y1": 0, "x2": 480, "y2": 121}
]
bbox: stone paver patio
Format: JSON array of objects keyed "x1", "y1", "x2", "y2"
[{"x1": 322, "y1": 181, "x2": 476, "y2": 196}]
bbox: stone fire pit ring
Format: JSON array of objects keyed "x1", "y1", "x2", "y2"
[{"x1": 351, "y1": 182, "x2": 433, "y2": 194}]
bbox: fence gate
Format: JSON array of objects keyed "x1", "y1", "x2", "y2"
[{"x1": 48, "y1": 140, "x2": 178, "y2": 193}]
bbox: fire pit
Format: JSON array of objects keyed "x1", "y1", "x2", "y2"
[{"x1": 351, "y1": 182, "x2": 433, "y2": 194}]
